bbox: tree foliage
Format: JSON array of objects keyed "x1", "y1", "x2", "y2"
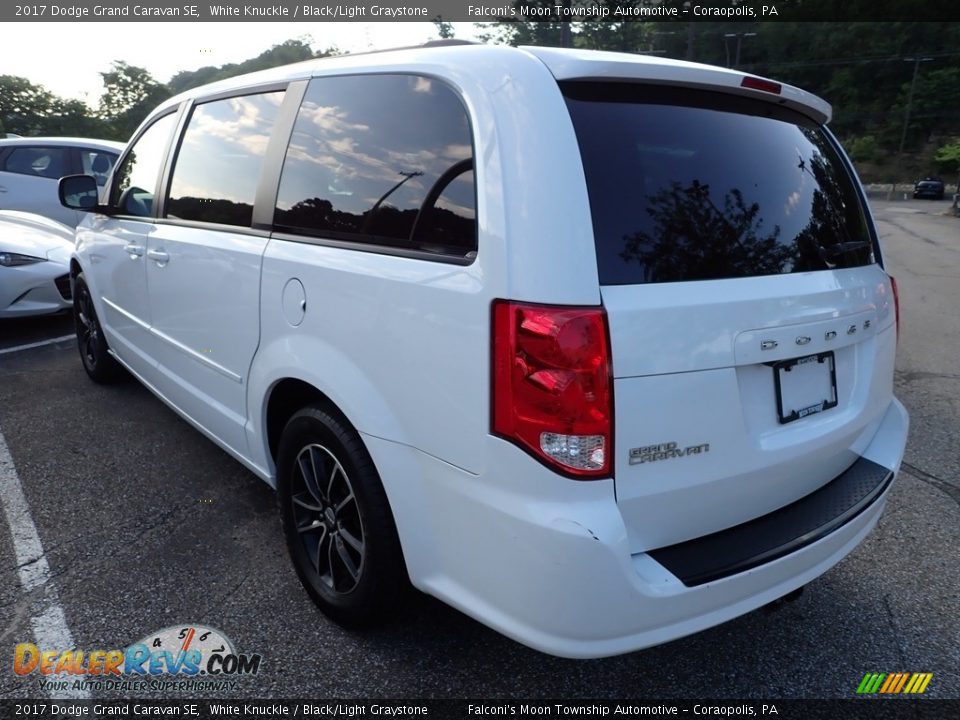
[
  {"x1": 5, "y1": 39, "x2": 336, "y2": 143},
  {"x1": 480, "y1": 16, "x2": 960, "y2": 163},
  {"x1": 5, "y1": 25, "x2": 960, "y2": 180},
  {"x1": 167, "y1": 39, "x2": 333, "y2": 95},
  {"x1": 0, "y1": 75, "x2": 104, "y2": 137},
  {"x1": 433, "y1": 18, "x2": 455, "y2": 39},
  {"x1": 98, "y1": 62, "x2": 172, "y2": 141}
]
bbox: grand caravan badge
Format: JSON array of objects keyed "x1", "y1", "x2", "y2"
[{"x1": 629, "y1": 441, "x2": 710, "y2": 465}]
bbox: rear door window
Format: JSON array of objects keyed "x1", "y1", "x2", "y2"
[
  {"x1": 2, "y1": 146, "x2": 69, "y2": 179},
  {"x1": 563, "y1": 83, "x2": 875, "y2": 285}
]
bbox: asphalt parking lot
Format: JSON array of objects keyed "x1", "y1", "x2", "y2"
[{"x1": 0, "y1": 199, "x2": 957, "y2": 702}]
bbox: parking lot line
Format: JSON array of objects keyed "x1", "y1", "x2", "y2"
[
  {"x1": 0, "y1": 335, "x2": 75, "y2": 356},
  {"x1": 0, "y1": 429, "x2": 89, "y2": 699}
]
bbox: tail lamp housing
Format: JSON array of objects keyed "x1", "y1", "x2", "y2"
[{"x1": 492, "y1": 300, "x2": 613, "y2": 479}]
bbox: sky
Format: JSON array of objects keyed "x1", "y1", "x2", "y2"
[{"x1": 2, "y1": 22, "x2": 484, "y2": 108}]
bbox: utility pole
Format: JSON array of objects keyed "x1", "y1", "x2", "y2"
[
  {"x1": 682, "y1": 3, "x2": 694, "y2": 60},
  {"x1": 890, "y1": 56, "x2": 933, "y2": 199},
  {"x1": 723, "y1": 32, "x2": 757, "y2": 69},
  {"x1": 559, "y1": 0, "x2": 572, "y2": 48},
  {"x1": 898, "y1": 57, "x2": 933, "y2": 157}
]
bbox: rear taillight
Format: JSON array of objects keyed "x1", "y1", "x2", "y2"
[
  {"x1": 492, "y1": 300, "x2": 612, "y2": 479},
  {"x1": 889, "y1": 274, "x2": 900, "y2": 343}
]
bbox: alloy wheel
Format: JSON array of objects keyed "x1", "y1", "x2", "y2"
[{"x1": 291, "y1": 443, "x2": 366, "y2": 594}]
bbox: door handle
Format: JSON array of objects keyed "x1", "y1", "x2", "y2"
[
  {"x1": 147, "y1": 249, "x2": 170, "y2": 265},
  {"x1": 124, "y1": 243, "x2": 144, "y2": 258},
  {"x1": 0, "y1": 186, "x2": 7, "y2": 193}
]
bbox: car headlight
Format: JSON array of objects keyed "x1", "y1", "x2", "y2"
[{"x1": 0, "y1": 252, "x2": 46, "y2": 267}]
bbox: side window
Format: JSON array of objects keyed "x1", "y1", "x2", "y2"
[
  {"x1": 111, "y1": 113, "x2": 178, "y2": 217},
  {"x1": 80, "y1": 150, "x2": 118, "y2": 187},
  {"x1": 166, "y1": 91, "x2": 284, "y2": 227},
  {"x1": 274, "y1": 74, "x2": 476, "y2": 259},
  {"x1": 3, "y1": 147, "x2": 69, "y2": 179}
]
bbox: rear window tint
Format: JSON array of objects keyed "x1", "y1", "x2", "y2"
[
  {"x1": 274, "y1": 74, "x2": 476, "y2": 260},
  {"x1": 563, "y1": 83, "x2": 875, "y2": 285}
]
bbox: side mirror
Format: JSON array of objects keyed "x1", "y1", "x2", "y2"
[{"x1": 59, "y1": 175, "x2": 108, "y2": 212}]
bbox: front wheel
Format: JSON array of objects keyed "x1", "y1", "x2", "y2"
[
  {"x1": 73, "y1": 272, "x2": 123, "y2": 383},
  {"x1": 277, "y1": 405, "x2": 408, "y2": 627}
]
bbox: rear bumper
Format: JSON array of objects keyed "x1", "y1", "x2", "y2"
[
  {"x1": 649, "y1": 455, "x2": 892, "y2": 586},
  {"x1": 365, "y1": 397, "x2": 908, "y2": 659}
]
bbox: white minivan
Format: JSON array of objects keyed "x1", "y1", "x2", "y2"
[{"x1": 60, "y1": 43, "x2": 908, "y2": 658}]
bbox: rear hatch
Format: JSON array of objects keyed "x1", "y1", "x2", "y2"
[{"x1": 563, "y1": 82, "x2": 897, "y2": 553}]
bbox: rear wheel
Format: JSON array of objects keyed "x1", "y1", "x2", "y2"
[
  {"x1": 277, "y1": 405, "x2": 408, "y2": 627},
  {"x1": 73, "y1": 272, "x2": 122, "y2": 383}
]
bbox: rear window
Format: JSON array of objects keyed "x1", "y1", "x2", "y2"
[{"x1": 563, "y1": 83, "x2": 875, "y2": 285}]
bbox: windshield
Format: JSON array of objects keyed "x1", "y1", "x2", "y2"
[{"x1": 563, "y1": 83, "x2": 875, "y2": 285}]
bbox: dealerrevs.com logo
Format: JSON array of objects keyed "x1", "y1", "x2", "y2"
[
  {"x1": 13, "y1": 624, "x2": 262, "y2": 693},
  {"x1": 856, "y1": 672, "x2": 934, "y2": 695}
]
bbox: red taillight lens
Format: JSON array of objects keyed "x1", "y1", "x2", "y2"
[
  {"x1": 889, "y1": 274, "x2": 900, "y2": 343},
  {"x1": 492, "y1": 300, "x2": 612, "y2": 479}
]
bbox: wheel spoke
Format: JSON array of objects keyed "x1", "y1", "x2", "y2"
[
  {"x1": 292, "y1": 494, "x2": 323, "y2": 513},
  {"x1": 339, "y1": 526, "x2": 363, "y2": 554},
  {"x1": 310, "y1": 447, "x2": 329, "y2": 503},
  {"x1": 327, "y1": 460, "x2": 344, "y2": 501},
  {"x1": 334, "y1": 492, "x2": 355, "y2": 514},
  {"x1": 296, "y1": 517, "x2": 323, "y2": 534},
  {"x1": 334, "y1": 537, "x2": 360, "y2": 581},
  {"x1": 314, "y1": 525, "x2": 330, "y2": 577},
  {"x1": 297, "y1": 452, "x2": 323, "y2": 506},
  {"x1": 327, "y1": 533, "x2": 338, "y2": 591}
]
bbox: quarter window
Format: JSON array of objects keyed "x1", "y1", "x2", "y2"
[
  {"x1": 111, "y1": 112, "x2": 178, "y2": 217},
  {"x1": 274, "y1": 74, "x2": 476, "y2": 259},
  {"x1": 80, "y1": 150, "x2": 118, "y2": 187},
  {"x1": 166, "y1": 91, "x2": 284, "y2": 227}
]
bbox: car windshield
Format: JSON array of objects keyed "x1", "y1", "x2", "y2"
[{"x1": 563, "y1": 83, "x2": 875, "y2": 285}]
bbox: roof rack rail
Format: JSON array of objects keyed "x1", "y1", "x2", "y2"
[
  {"x1": 333, "y1": 38, "x2": 481, "y2": 59},
  {"x1": 420, "y1": 39, "x2": 480, "y2": 48}
]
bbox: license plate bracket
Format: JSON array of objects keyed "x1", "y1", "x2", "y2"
[{"x1": 773, "y1": 351, "x2": 838, "y2": 424}]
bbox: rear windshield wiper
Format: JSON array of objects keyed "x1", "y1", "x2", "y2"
[{"x1": 818, "y1": 240, "x2": 872, "y2": 259}]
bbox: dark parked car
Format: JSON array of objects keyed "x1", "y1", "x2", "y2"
[{"x1": 913, "y1": 177, "x2": 945, "y2": 200}]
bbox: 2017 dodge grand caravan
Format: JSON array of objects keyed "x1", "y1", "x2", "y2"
[{"x1": 59, "y1": 43, "x2": 908, "y2": 658}]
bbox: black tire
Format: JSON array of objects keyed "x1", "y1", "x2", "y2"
[
  {"x1": 277, "y1": 405, "x2": 409, "y2": 627},
  {"x1": 73, "y1": 272, "x2": 123, "y2": 384}
]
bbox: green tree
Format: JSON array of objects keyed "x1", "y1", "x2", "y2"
[
  {"x1": 167, "y1": 39, "x2": 332, "y2": 95},
  {"x1": 98, "y1": 62, "x2": 171, "y2": 141},
  {"x1": 933, "y1": 140, "x2": 960, "y2": 190},
  {"x1": 0, "y1": 75, "x2": 108, "y2": 137},
  {"x1": 0, "y1": 75, "x2": 59, "y2": 135},
  {"x1": 433, "y1": 18, "x2": 455, "y2": 39}
]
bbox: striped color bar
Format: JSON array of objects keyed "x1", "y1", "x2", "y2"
[{"x1": 857, "y1": 672, "x2": 933, "y2": 694}]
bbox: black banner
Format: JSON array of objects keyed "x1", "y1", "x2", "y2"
[
  {"x1": 2, "y1": 700, "x2": 959, "y2": 720},
  {"x1": 3, "y1": 1, "x2": 960, "y2": 23}
]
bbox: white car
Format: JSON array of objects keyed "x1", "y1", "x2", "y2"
[
  {"x1": 59, "y1": 43, "x2": 908, "y2": 658},
  {"x1": 0, "y1": 210, "x2": 74, "y2": 318},
  {"x1": 0, "y1": 137, "x2": 123, "y2": 227}
]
